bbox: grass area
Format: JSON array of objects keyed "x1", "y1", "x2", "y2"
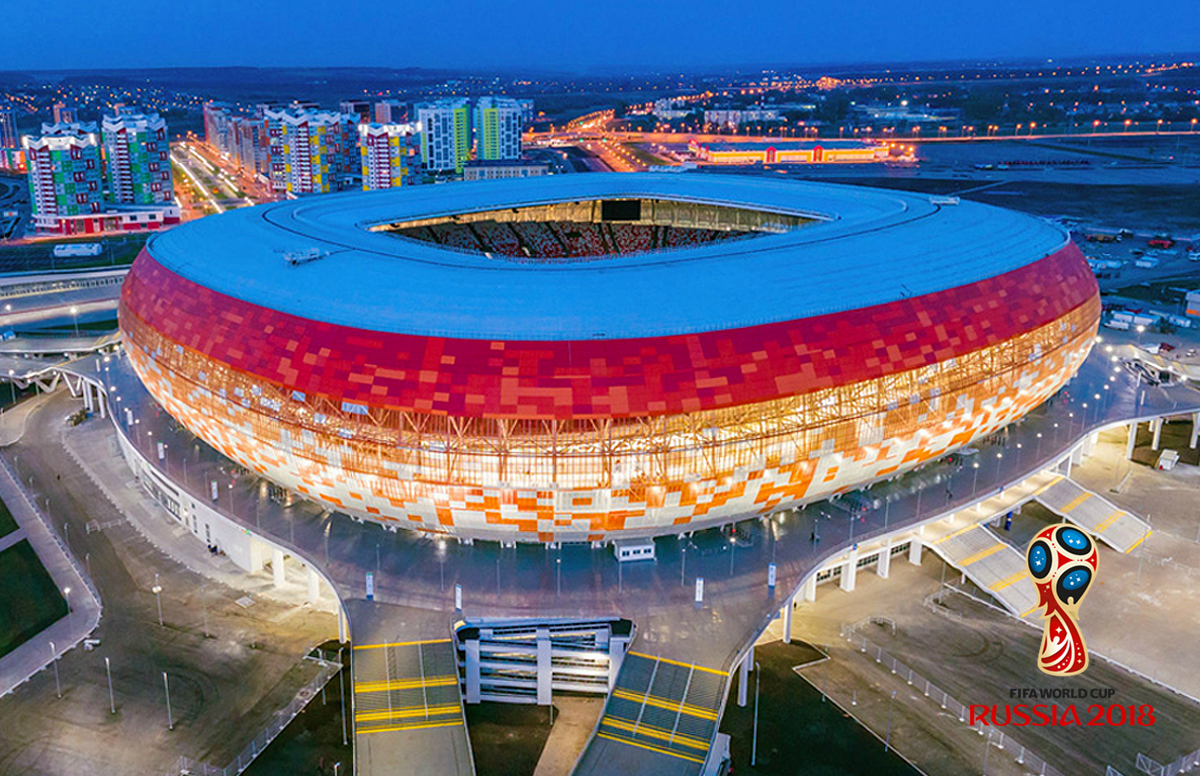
[
  {"x1": 465, "y1": 702, "x2": 554, "y2": 776},
  {"x1": 0, "y1": 539, "x2": 68, "y2": 658},
  {"x1": 0, "y1": 497, "x2": 16, "y2": 538},
  {"x1": 20, "y1": 318, "x2": 120, "y2": 336},
  {"x1": 0, "y1": 234, "x2": 148, "y2": 273}
]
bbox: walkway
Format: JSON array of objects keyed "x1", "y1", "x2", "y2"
[
  {"x1": 1033, "y1": 476, "x2": 1152, "y2": 553},
  {"x1": 0, "y1": 455, "x2": 101, "y2": 697}
]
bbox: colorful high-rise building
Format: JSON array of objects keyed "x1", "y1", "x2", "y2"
[
  {"x1": 359, "y1": 122, "x2": 422, "y2": 191},
  {"x1": 203, "y1": 102, "x2": 233, "y2": 153},
  {"x1": 101, "y1": 108, "x2": 173, "y2": 205},
  {"x1": 339, "y1": 100, "x2": 371, "y2": 125},
  {"x1": 374, "y1": 100, "x2": 405, "y2": 124},
  {"x1": 264, "y1": 108, "x2": 357, "y2": 195},
  {"x1": 23, "y1": 122, "x2": 104, "y2": 229},
  {"x1": 416, "y1": 99, "x2": 470, "y2": 173},
  {"x1": 52, "y1": 102, "x2": 78, "y2": 124},
  {"x1": 0, "y1": 109, "x2": 18, "y2": 149},
  {"x1": 473, "y1": 96, "x2": 523, "y2": 161}
]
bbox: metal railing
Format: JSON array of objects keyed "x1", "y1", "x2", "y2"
[
  {"x1": 922, "y1": 588, "x2": 965, "y2": 621},
  {"x1": 1136, "y1": 747, "x2": 1200, "y2": 776},
  {"x1": 839, "y1": 623, "x2": 1068, "y2": 776},
  {"x1": 169, "y1": 653, "x2": 342, "y2": 776}
]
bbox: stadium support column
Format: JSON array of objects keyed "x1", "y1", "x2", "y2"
[
  {"x1": 1191, "y1": 413, "x2": 1200, "y2": 449},
  {"x1": 338, "y1": 605, "x2": 347, "y2": 643},
  {"x1": 83, "y1": 382, "x2": 93, "y2": 412},
  {"x1": 308, "y1": 566, "x2": 320, "y2": 604},
  {"x1": 877, "y1": 540, "x2": 891, "y2": 578},
  {"x1": 737, "y1": 652, "x2": 750, "y2": 707},
  {"x1": 1151, "y1": 419, "x2": 1163, "y2": 451},
  {"x1": 97, "y1": 385, "x2": 106, "y2": 418},
  {"x1": 908, "y1": 529, "x2": 923, "y2": 566},
  {"x1": 272, "y1": 547, "x2": 285, "y2": 588},
  {"x1": 782, "y1": 594, "x2": 794, "y2": 644},
  {"x1": 840, "y1": 547, "x2": 857, "y2": 592},
  {"x1": 1127, "y1": 421, "x2": 1138, "y2": 460},
  {"x1": 802, "y1": 574, "x2": 817, "y2": 602}
]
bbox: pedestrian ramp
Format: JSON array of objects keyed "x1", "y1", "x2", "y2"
[
  {"x1": 352, "y1": 637, "x2": 473, "y2": 776},
  {"x1": 1032, "y1": 476, "x2": 1152, "y2": 554},
  {"x1": 574, "y1": 651, "x2": 727, "y2": 775},
  {"x1": 929, "y1": 522, "x2": 1040, "y2": 619}
]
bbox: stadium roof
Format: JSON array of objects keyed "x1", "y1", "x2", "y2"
[{"x1": 144, "y1": 172, "x2": 1068, "y2": 340}]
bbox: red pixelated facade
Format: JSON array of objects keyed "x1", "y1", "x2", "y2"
[{"x1": 120, "y1": 243, "x2": 1096, "y2": 421}]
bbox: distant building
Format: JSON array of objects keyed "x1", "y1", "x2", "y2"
[
  {"x1": 358, "y1": 123, "x2": 422, "y2": 191},
  {"x1": 229, "y1": 116, "x2": 265, "y2": 175},
  {"x1": 473, "y1": 96, "x2": 523, "y2": 162},
  {"x1": 517, "y1": 98, "x2": 535, "y2": 126},
  {"x1": 703, "y1": 107, "x2": 780, "y2": 129},
  {"x1": 264, "y1": 108, "x2": 357, "y2": 195},
  {"x1": 463, "y1": 159, "x2": 547, "y2": 181},
  {"x1": 0, "y1": 148, "x2": 25, "y2": 173},
  {"x1": 203, "y1": 102, "x2": 233, "y2": 152},
  {"x1": 339, "y1": 100, "x2": 372, "y2": 125},
  {"x1": 689, "y1": 139, "x2": 889, "y2": 165},
  {"x1": 374, "y1": 100, "x2": 406, "y2": 124},
  {"x1": 52, "y1": 102, "x2": 78, "y2": 124},
  {"x1": 102, "y1": 108, "x2": 174, "y2": 205},
  {"x1": 23, "y1": 123, "x2": 105, "y2": 231},
  {"x1": 416, "y1": 99, "x2": 470, "y2": 173},
  {"x1": 0, "y1": 109, "x2": 18, "y2": 149}
]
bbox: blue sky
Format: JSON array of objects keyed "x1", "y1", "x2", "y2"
[{"x1": 2, "y1": 0, "x2": 1197, "y2": 71}]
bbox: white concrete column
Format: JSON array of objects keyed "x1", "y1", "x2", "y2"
[
  {"x1": 465, "y1": 638, "x2": 481, "y2": 703},
  {"x1": 536, "y1": 627, "x2": 552, "y2": 705},
  {"x1": 83, "y1": 383, "x2": 93, "y2": 411},
  {"x1": 782, "y1": 594, "x2": 795, "y2": 644},
  {"x1": 877, "y1": 541, "x2": 891, "y2": 578},
  {"x1": 248, "y1": 538, "x2": 268, "y2": 572},
  {"x1": 1152, "y1": 419, "x2": 1163, "y2": 451},
  {"x1": 746, "y1": 644, "x2": 755, "y2": 672},
  {"x1": 1191, "y1": 413, "x2": 1199, "y2": 449},
  {"x1": 98, "y1": 389, "x2": 107, "y2": 419},
  {"x1": 338, "y1": 605, "x2": 347, "y2": 643},
  {"x1": 840, "y1": 548, "x2": 858, "y2": 592},
  {"x1": 1127, "y1": 421, "x2": 1138, "y2": 460},
  {"x1": 272, "y1": 547, "x2": 285, "y2": 588},
  {"x1": 908, "y1": 536, "x2": 923, "y2": 566},
  {"x1": 737, "y1": 652, "x2": 750, "y2": 707},
  {"x1": 803, "y1": 574, "x2": 817, "y2": 602},
  {"x1": 307, "y1": 567, "x2": 320, "y2": 604}
]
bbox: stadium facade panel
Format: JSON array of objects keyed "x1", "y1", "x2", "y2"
[{"x1": 119, "y1": 174, "x2": 1100, "y2": 541}]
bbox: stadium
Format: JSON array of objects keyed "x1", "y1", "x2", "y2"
[{"x1": 118, "y1": 173, "x2": 1100, "y2": 542}]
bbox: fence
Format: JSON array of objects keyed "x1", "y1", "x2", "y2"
[
  {"x1": 1136, "y1": 748, "x2": 1200, "y2": 776},
  {"x1": 922, "y1": 588, "x2": 965, "y2": 621},
  {"x1": 840, "y1": 622, "x2": 1068, "y2": 776},
  {"x1": 170, "y1": 653, "x2": 342, "y2": 776}
]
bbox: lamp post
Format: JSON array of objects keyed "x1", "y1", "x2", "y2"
[
  {"x1": 152, "y1": 573, "x2": 163, "y2": 627},
  {"x1": 751, "y1": 661, "x2": 761, "y2": 766},
  {"x1": 972, "y1": 462, "x2": 980, "y2": 495},
  {"x1": 163, "y1": 671, "x2": 174, "y2": 730},
  {"x1": 729, "y1": 535, "x2": 737, "y2": 576},
  {"x1": 70, "y1": 306, "x2": 79, "y2": 338},
  {"x1": 106, "y1": 656, "x2": 115, "y2": 714},
  {"x1": 885, "y1": 689, "x2": 897, "y2": 752},
  {"x1": 50, "y1": 641, "x2": 61, "y2": 698}
]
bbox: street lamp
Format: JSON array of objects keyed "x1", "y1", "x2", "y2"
[
  {"x1": 70, "y1": 306, "x2": 79, "y2": 338},
  {"x1": 152, "y1": 573, "x2": 163, "y2": 626},
  {"x1": 729, "y1": 535, "x2": 737, "y2": 576},
  {"x1": 50, "y1": 641, "x2": 61, "y2": 698}
]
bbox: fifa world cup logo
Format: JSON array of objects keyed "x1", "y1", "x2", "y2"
[{"x1": 1027, "y1": 524, "x2": 1098, "y2": 676}]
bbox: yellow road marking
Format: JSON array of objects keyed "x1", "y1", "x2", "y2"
[
  {"x1": 596, "y1": 732, "x2": 706, "y2": 764},
  {"x1": 934, "y1": 523, "x2": 979, "y2": 545},
  {"x1": 1125, "y1": 531, "x2": 1152, "y2": 554},
  {"x1": 353, "y1": 638, "x2": 451, "y2": 651},
  {"x1": 990, "y1": 571, "x2": 1029, "y2": 591},
  {"x1": 1021, "y1": 604, "x2": 1041, "y2": 618},
  {"x1": 1061, "y1": 493, "x2": 1093, "y2": 513},
  {"x1": 356, "y1": 704, "x2": 461, "y2": 723},
  {"x1": 600, "y1": 716, "x2": 709, "y2": 750},
  {"x1": 1096, "y1": 510, "x2": 1125, "y2": 533},
  {"x1": 612, "y1": 688, "x2": 719, "y2": 721},
  {"x1": 627, "y1": 652, "x2": 725, "y2": 676},
  {"x1": 960, "y1": 543, "x2": 1005, "y2": 567},
  {"x1": 355, "y1": 675, "x2": 458, "y2": 693},
  {"x1": 357, "y1": 719, "x2": 464, "y2": 735},
  {"x1": 1030, "y1": 475, "x2": 1065, "y2": 498}
]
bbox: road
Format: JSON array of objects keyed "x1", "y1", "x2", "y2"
[{"x1": 0, "y1": 391, "x2": 335, "y2": 776}]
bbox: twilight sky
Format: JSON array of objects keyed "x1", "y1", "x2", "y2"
[{"x1": 2, "y1": 0, "x2": 1197, "y2": 72}]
